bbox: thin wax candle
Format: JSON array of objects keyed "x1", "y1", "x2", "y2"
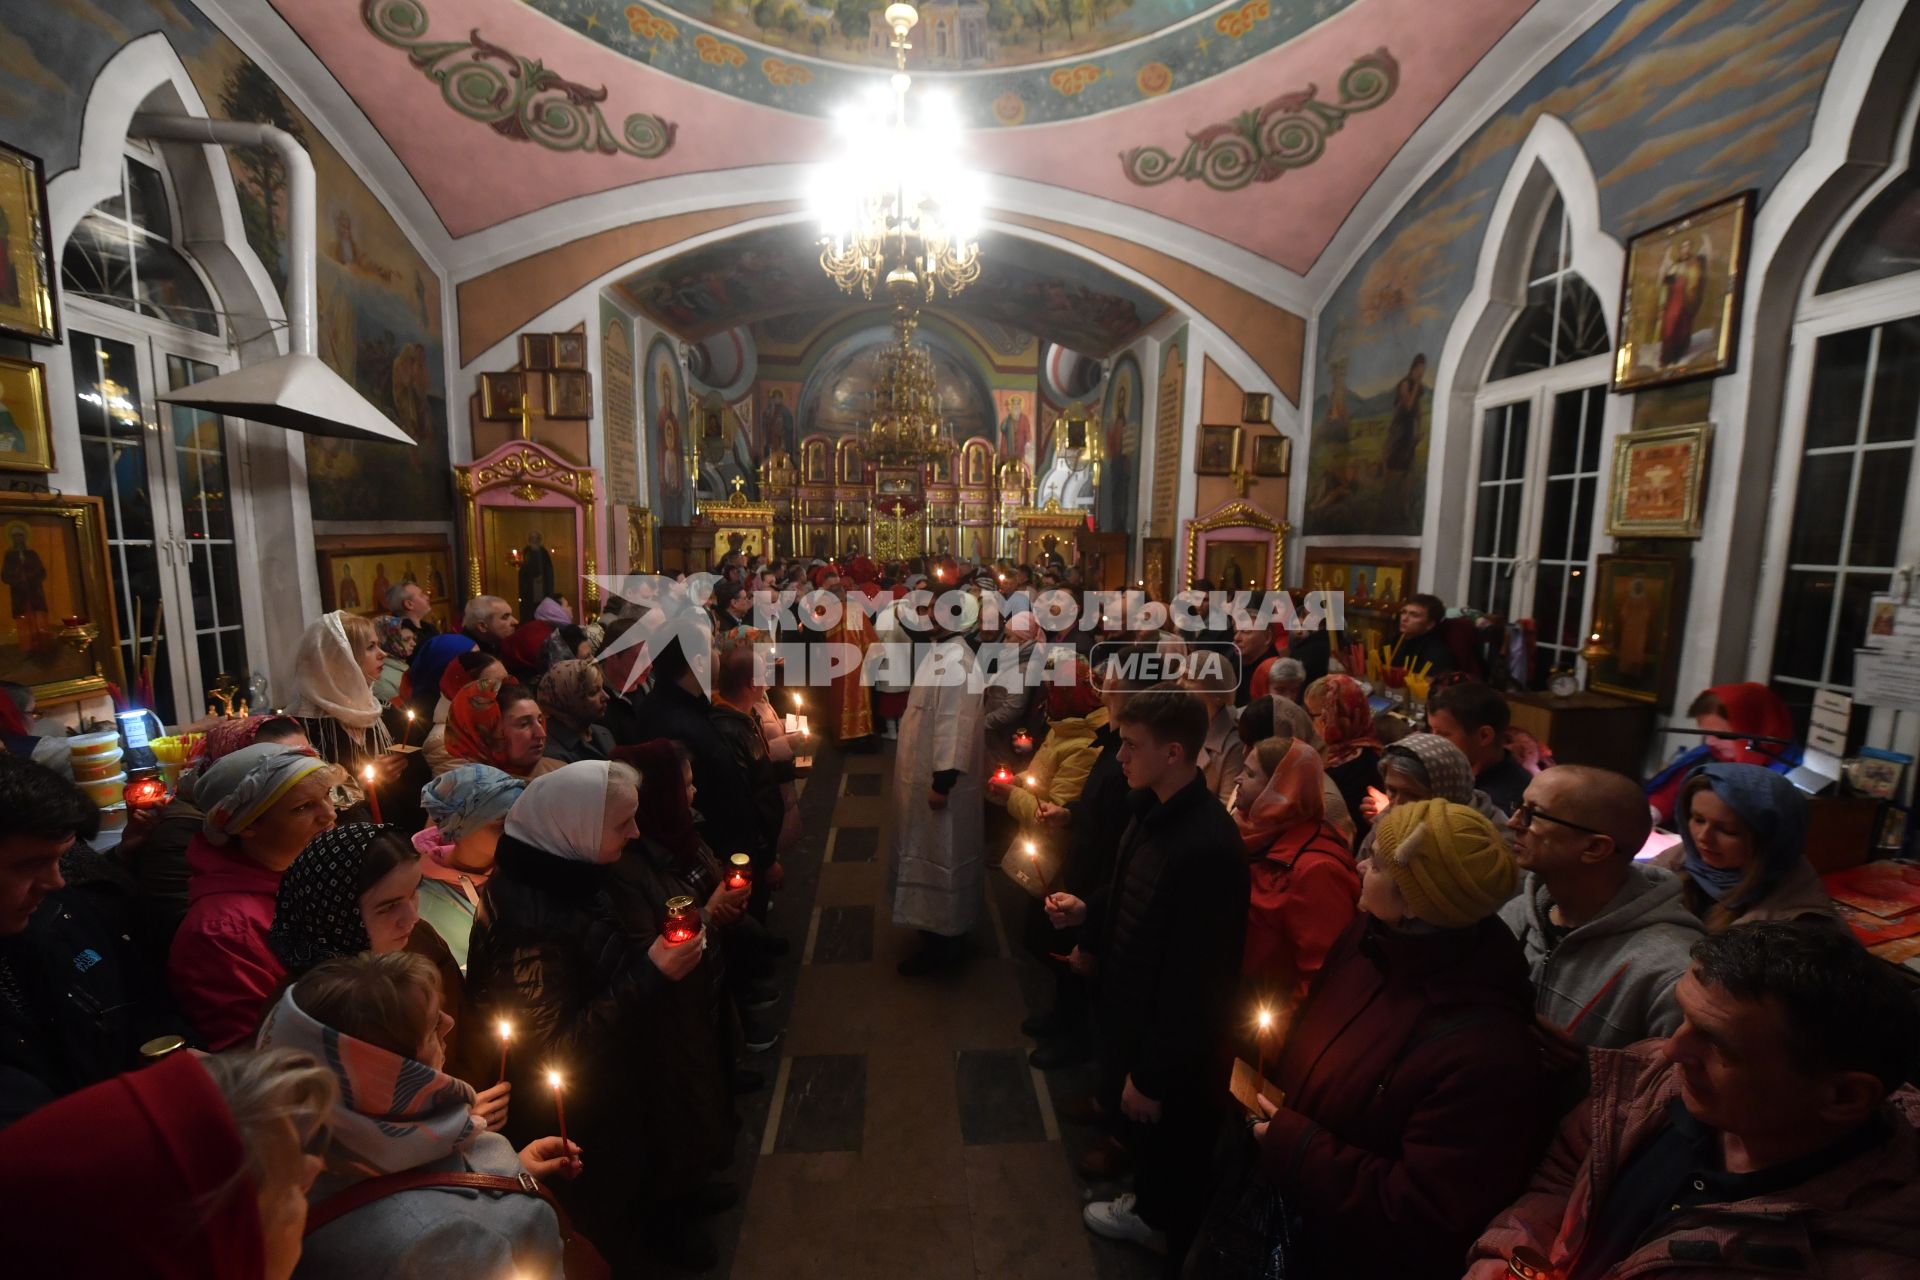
[{"x1": 362, "y1": 765, "x2": 383, "y2": 824}]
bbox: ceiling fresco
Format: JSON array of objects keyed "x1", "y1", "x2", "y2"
[
  {"x1": 525, "y1": 0, "x2": 1372, "y2": 125},
  {"x1": 616, "y1": 224, "x2": 1169, "y2": 354}
]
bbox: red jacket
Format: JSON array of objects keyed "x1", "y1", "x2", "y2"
[
  {"x1": 1258, "y1": 915, "x2": 1554, "y2": 1279},
  {"x1": 167, "y1": 835, "x2": 285, "y2": 1050},
  {"x1": 1243, "y1": 821, "x2": 1357, "y2": 1001},
  {"x1": 1468, "y1": 1041, "x2": 1920, "y2": 1278}
]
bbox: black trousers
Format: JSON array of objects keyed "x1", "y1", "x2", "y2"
[{"x1": 1121, "y1": 1090, "x2": 1223, "y2": 1277}]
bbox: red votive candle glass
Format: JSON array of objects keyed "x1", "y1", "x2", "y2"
[
  {"x1": 725, "y1": 853, "x2": 752, "y2": 892},
  {"x1": 662, "y1": 895, "x2": 703, "y2": 946}
]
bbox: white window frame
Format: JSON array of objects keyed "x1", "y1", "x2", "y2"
[{"x1": 61, "y1": 147, "x2": 271, "y2": 728}]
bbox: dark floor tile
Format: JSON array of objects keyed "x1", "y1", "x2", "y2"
[
  {"x1": 844, "y1": 772, "x2": 882, "y2": 796},
  {"x1": 953, "y1": 1048, "x2": 1046, "y2": 1146},
  {"x1": 775, "y1": 1054, "x2": 868, "y2": 1154},
  {"x1": 813, "y1": 905, "x2": 874, "y2": 965},
  {"x1": 831, "y1": 825, "x2": 878, "y2": 862}
]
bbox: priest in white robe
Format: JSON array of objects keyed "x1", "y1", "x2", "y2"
[{"x1": 886, "y1": 589, "x2": 986, "y2": 976}]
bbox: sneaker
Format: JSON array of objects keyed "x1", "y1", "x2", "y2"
[
  {"x1": 1082, "y1": 1193, "x2": 1166, "y2": 1252},
  {"x1": 740, "y1": 1019, "x2": 782, "y2": 1053}
]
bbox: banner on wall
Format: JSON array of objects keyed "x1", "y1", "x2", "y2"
[
  {"x1": 1151, "y1": 328, "x2": 1188, "y2": 535},
  {"x1": 602, "y1": 306, "x2": 640, "y2": 505}
]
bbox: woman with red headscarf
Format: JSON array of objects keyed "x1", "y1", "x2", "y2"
[
  {"x1": 1645, "y1": 682, "x2": 1803, "y2": 825},
  {"x1": 1307, "y1": 673, "x2": 1385, "y2": 841},
  {"x1": 444, "y1": 682, "x2": 548, "y2": 779},
  {"x1": 1229, "y1": 736, "x2": 1358, "y2": 1004},
  {"x1": 423, "y1": 649, "x2": 508, "y2": 776}
]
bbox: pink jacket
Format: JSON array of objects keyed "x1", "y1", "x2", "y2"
[
  {"x1": 167, "y1": 834, "x2": 287, "y2": 1050},
  {"x1": 1467, "y1": 1041, "x2": 1920, "y2": 1278}
]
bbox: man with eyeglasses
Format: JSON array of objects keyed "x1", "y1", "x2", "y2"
[{"x1": 1501, "y1": 766, "x2": 1703, "y2": 1058}]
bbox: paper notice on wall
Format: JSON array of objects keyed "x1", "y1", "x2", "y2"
[
  {"x1": 1865, "y1": 594, "x2": 1920, "y2": 654},
  {"x1": 1808, "y1": 689, "x2": 1852, "y2": 757},
  {"x1": 1852, "y1": 648, "x2": 1920, "y2": 712}
]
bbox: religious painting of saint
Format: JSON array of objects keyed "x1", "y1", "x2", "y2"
[
  {"x1": 644, "y1": 338, "x2": 688, "y2": 524},
  {"x1": 315, "y1": 537, "x2": 459, "y2": 631},
  {"x1": 996, "y1": 392, "x2": 1032, "y2": 464},
  {"x1": 1203, "y1": 540, "x2": 1268, "y2": 595},
  {"x1": 0, "y1": 355, "x2": 53, "y2": 473},
  {"x1": 1607, "y1": 423, "x2": 1712, "y2": 538},
  {"x1": 1613, "y1": 191, "x2": 1754, "y2": 392},
  {"x1": 0, "y1": 494, "x2": 114, "y2": 702},
  {"x1": 1195, "y1": 425, "x2": 1239, "y2": 475},
  {"x1": 0, "y1": 142, "x2": 58, "y2": 345},
  {"x1": 757, "y1": 387, "x2": 795, "y2": 463},
  {"x1": 1589, "y1": 553, "x2": 1689, "y2": 707},
  {"x1": 545, "y1": 370, "x2": 593, "y2": 421}
]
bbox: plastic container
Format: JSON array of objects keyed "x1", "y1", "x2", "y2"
[
  {"x1": 95, "y1": 803, "x2": 128, "y2": 832},
  {"x1": 78, "y1": 772, "x2": 127, "y2": 809},
  {"x1": 68, "y1": 730, "x2": 121, "y2": 758},
  {"x1": 71, "y1": 746, "x2": 124, "y2": 782}
]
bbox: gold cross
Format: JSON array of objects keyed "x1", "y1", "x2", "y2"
[
  {"x1": 513, "y1": 390, "x2": 537, "y2": 442},
  {"x1": 730, "y1": 475, "x2": 746, "y2": 496}
]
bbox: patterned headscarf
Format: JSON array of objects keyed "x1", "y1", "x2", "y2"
[
  {"x1": 199, "y1": 744, "x2": 331, "y2": 845},
  {"x1": 257, "y1": 986, "x2": 480, "y2": 1177},
  {"x1": 445, "y1": 681, "x2": 527, "y2": 775},
  {"x1": 373, "y1": 616, "x2": 413, "y2": 658},
  {"x1": 537, "y1": 659, "x2": 603, "y2": 731},
  {"x1": 1309, "y1": 674, "x2": 1381, "y2": 769},
  {"x1": 419, "y1": 764, "x2": 526, "y2": 841},
  {"x1": 268, "y1": 823, "x2": 405, "y2": 974},
  {"x1": 1381, "y1": 733, "x2": 1477, "y2": 805}
]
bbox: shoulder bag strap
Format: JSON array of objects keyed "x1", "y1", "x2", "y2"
[{"x1": 306, "y1": 1168, "x2": 574, "y2": 1238}]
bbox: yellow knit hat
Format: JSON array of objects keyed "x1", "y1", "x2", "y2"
[{"x1": 1372, "y1": 798, "x2": 1516, "y2": 928}]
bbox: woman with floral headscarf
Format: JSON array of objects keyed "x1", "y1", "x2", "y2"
[
  {"x1": 422, "y1": 649, "x2": 507, "y2": 776},
  {"x1": 533, "y1": 659, "x2": 613, "y2": 775},
  {"x1": 134, "y1": 715, "x2": 311, "y2": 947},
  {"x1": 444, "y1": 681, "x2": 548, "y2": 779},
  {"x1": 169, "y1": 744, "x2": 340, "y2": 1049},
  {"x1": 413, "y1": 764, "x2": 526, "y2": 971},
  {"x1": 1358, "y1": 732, "x2": 1511, "y2": 859},
  {"x1": 258, "y1": 953, "x2": 576, "y2": 1280},
  {"x1": 1307, "y1": 673, "x2": 1384, "y2": 840}
]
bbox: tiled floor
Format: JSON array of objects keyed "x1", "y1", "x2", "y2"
[{"x1": 717, "y1": 740, "x2": 1155, "y2": 1279}]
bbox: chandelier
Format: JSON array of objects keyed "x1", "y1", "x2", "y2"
[
  {"x1": 863, "y1": 307, "x2": 950, "y2": 465},
  {"x1": 811, "y1": 3, "x2": 984, "y2": 304}
]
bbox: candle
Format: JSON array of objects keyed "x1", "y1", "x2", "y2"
[
  {"x1": 1012, "y1": 729, "x2": 1033, "y2": 754},
  {"x1": 662, "y1": 894, "x2": 702, "y2": 946},
  {"x1": 992, "y1": 766, "x2": 1014, "y2": 786},
  {"x1": 496, "y1": 1020, "x2": 512, "y2": 1085},
  {"x1": 798, "y1": 714, "x2": 810, "y2": 737},
  {"x1": 1255, "y1": 1006, "x2": 1275, "y2": 1081},
  {"x1": 547, "y1": 1070, "x2": 569, "y2": 1149},
  {"x1": 785, "y1": 712, "x2": 799, "y2": 734},
  {"x1": 124, "y1": 775, "x2": 170, "y2": 813},
  {"x1": 403, "y1": 708, "x2": 417, "y2": 747},
  {"x1": 362, "y1": 765, "x2": 383, "y2": 824},
  {"x1": 1024, "y1": 774, "x2": 1038, "y2": 789},
  {"x1": 1024, "y1": 840, "x2": 1053, "y2": 896},
  {"x1": 725, "y1": 852, "x2": 752, "y2": 891}
]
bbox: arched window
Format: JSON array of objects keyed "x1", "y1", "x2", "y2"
[
  {"x1": 1762, "y1": 105, "x2": 1920, "y2": 747},
  {"x1": 59, "y1": 149, "x2": 259, "y2": 726},
  {"x1": 1464, "y1": 192, "x2": 1614, "y2": 684}
]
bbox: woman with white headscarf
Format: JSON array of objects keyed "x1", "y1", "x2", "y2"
[
  {"x1": 287, "y1": 611, "x2": 401, "y2": 803},
  {"x1": 463, "y1": 762, "x2": 715, "y2": 1272}
]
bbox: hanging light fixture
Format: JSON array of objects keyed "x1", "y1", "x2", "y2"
[
  {"x1": 862, "y1": 308, "x2": 950, "y2": 465},
  {"x1": 811, "y1": 3, "x2": 984, "y2": 305}
]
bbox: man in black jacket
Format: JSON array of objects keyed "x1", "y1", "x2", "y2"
[
  {"x1": 0, "y1": 757, "x2": 187, "y2": 1127},
  {"x1": 1046, "y1": 688, "x2": 1250, "y2": 1270}
]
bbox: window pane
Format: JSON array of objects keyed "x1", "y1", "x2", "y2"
[
  {"x1": 1785, "y1": 453, "x2": 1852, "y2": 565},
  {"x1": 198, "y1": 544, "x2": 244, "y2": 636},
  {"x1": 1772, "y1": 570, "x2": 1834, "y2": 683},
  {"x1": 1469, "y1": 561, "x2": 1493, "y2": 615},
  {"x1": 1805, "y1": 329, "x2": 1872, "y2": 449},
  {"x1": 1547, "y1": 389, "x2": 1587, "y2": 475},
  {"x1": 1539, "y1": 478, "x2": 1574, "y2": 561},
  {"x1": 60, "y1": 214, "x2": 135, "y2": 310},
  {"x1": 1818, "y1": 172, "x2": 1920, "y2": 293},
  {"x1": 1504, "y1": 403, "x2": 1531, "y2": 479},
  {"x1": 1473, "y1": 488, "x2": 1501, "y2": 557},
  {"x1": 1490, "y1": 563, "x2": 1515, "y2": 617},
  {"x1": 1497, "y1": 497, "x2": 1523, "y2": 558},
  {"x1": 168, "y1": 357, "x2": 233, "y2": 542},
  {"x1": 126, "y1": 160, "x2": 172, "y2": 241},
  {"x1": 1832, "y1": 571, "x2": 1893, "y2": 687},
  {"x1": 1865, "y1": 317, "x2": 1920, "y2": 444},
  {"x1": 1556, "y1": 276, "x2": 1612, "y2": 363},
  {"x1": 1534, "y1": 566, "x2": 1567, "y2": 647},
  {"x1": 1528, "y1": 197, "x2": 1566, "y2": 283},
  {"x1": 1570, "y1": 475, "x2": 1597, "y2": 562},
  {"x1": 134, "y1": 240, "x2": 217, "y2": 334},
  {"x1": 1479, "y1": 408, "x2": 1513, "y2": 483},
  {"x1": 1847, "y1": 445, "x2": 1912, "y2": 566},
  {"x1": 1491, "y1": 282, "x2": 1557, "y2": 379},
  {"x1": 1578, "y1": 387, "x2": 1606, "y2": 470}
]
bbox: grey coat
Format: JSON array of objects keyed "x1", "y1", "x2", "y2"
[
  {"x1": 1499, "y1": 863, "x2": 1704, "y2": 1049},
  {"x1": 298, "y1": 1132, "x2": 563, "y2": 1280}
]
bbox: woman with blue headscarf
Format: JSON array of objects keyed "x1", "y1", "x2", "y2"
[
  {"x1": 413, "y1": 764, "x2": 527, "y2": 970},
  {"x1": 1664, "y1": 762, "x2": 1837, "y2": 933}
]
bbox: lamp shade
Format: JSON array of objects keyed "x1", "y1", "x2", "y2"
[{"x1": 154, "y1": 353, "x2": 417, "y2": 445}]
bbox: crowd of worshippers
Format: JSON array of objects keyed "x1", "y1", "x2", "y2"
[{"x1": 0, "y1": 554, "x2": 1915, "y2": 1280}]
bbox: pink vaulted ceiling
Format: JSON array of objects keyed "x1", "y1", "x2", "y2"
[{"x1": 273, "y1": 0, "x2": 1537, "y2": 271}]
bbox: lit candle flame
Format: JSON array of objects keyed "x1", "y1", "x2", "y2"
[
  {"x1": 1024, "y1": 775, "x2": 1038, "y2": 788},
  {"x1": 407, "y1": 708, "x2": 416, "y2": 723},
  {"x1": 1257, "y1": 1007, "x2": 1274, "y2": 1032},
  {"x1": 547, "y1": 1070, "x2": 562, "y2": 1090},
  {"x1": 1024, "y1": 841, "x2": 1037, "y2": 858},
  {"x1": 497, "y1": 1020, "x2": 512, "y2": 1042},
  {"x1": 363, "y1": 765, "x2": 375, "y2": 783}
]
